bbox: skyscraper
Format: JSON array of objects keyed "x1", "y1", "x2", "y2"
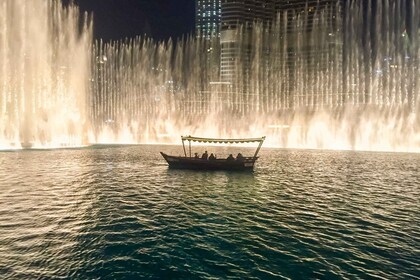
[
  {"x1": 196, "y1": 0, "x2": 345, "y2": 108},
  {"x1": 220, "y1": 0, "x2": 276, "y2": 86},
  {"x1": 195, "y1": 0, "x2": 222, "y2": 39},
  {"x1": 221, "y1": 0, "x2": 275, "y2": 31}
]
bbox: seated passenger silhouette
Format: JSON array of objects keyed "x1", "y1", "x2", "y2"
[
  {"x1": 236, "y1": 153, "x2": 244, "y2": 161},
  {"x1": 209, "y1": 153, "x2": 216, "y2": 160},
  {"x1": 201, "y1": 151, "x2": 208, "y2": 160},
  {"x1": 227, "y1": 154, "x2": 234, "y2": 161},
  {"x1": 194, "y1": 153, "x2": 199, "y2": 159}
]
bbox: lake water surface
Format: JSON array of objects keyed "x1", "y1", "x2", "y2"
[{"x1": 0, "y1": 145, "x2": 419, "y2": 279}]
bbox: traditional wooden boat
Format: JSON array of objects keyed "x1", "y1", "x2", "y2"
[{"x1": 160, "y1": 135, "x2": 265, "y2": 171}]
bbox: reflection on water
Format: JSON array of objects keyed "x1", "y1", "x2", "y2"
[{"x1": 0, "y1": 146, "x2": 419, "y2": 279}]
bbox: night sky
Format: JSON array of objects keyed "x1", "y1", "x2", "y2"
[{"x1": 67, "y1": 0, "x2": 196, "y2": 41}]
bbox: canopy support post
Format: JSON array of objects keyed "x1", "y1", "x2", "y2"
[
  {"x1": 253, "y1": 137, "x2": 265, "y2": 158},
  {"x1": 189, "y1": 140, "x2": 192, "y2": 157},
  {"x1": 182, "y1": 137, "x2": 187, "y2": 157}
]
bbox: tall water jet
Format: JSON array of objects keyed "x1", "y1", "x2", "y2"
[
  {"x1": 249, "y1": 0, "x2": 420, "y2": 152},
  {"x1": 0, "y1": 0, "x2": 92, "y2": 149},
  {"x1": 90, "y1": 36, "x2": 217, "y2": 144},
  {"x1": 91, "y1": 0, "x2": 419, "y2": 152}
]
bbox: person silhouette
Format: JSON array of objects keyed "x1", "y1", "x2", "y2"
[
  {"x1": 201, "y1": 151, "x2": 208, "y2": 160},
  {"x1": 236, "y1": 152, "x2": 244, "y2": 161}
]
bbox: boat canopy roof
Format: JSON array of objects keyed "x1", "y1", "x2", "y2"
[{"x1": 181, "y1": 135, "x2": 265, "y2": 144}]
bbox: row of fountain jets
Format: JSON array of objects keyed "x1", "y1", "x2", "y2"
[{"x1": 0, "y1": 0, "x2": 419, "y2": 152}]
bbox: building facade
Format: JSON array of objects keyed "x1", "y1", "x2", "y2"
[
  {"x1": 195, "y1": 0, "x2": 222, "y2": 39},
  {"x1": 220, "y1": 0, "x2": 276, "y2": 86},
  {"x1": 219, "y1": 1, "x2": 343, "y2": 96},
  {"x1": 197, "y1": 0, "x2": 346, "y2": 109}
]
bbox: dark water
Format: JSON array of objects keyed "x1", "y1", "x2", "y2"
[{"x1": 0, "y1": 145, "x2": 419, "y2": 279}]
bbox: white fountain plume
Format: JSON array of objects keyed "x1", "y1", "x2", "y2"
[
  {"x1": 0, "y1": 0, "x2": 92, "y2": 149},
  {"x1": 89, "y1": 0, "x2": 419, "y2": 152}
]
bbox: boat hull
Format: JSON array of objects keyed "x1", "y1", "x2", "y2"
[{"x1": 160, "y1": 152, "x2": 257, "y2": 171}]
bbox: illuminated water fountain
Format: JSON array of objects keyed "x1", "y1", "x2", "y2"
[
  {"x1": 0, "y1": 0, "x2": 92, "y2": 149},
  {"x1": 91, "y1": 0, "x2": 419, "y2": 152},
  {"x1": 1, "y1": 0, "x2": 418, "y2": 152}
]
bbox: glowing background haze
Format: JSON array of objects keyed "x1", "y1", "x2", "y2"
[{"x1": 0, "y1": 0, "x2": 419, "y2": 152}]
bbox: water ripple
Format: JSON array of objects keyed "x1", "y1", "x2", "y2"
[{"x1": 0, "y1": 146, "x2": 419, "y2": 279}]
